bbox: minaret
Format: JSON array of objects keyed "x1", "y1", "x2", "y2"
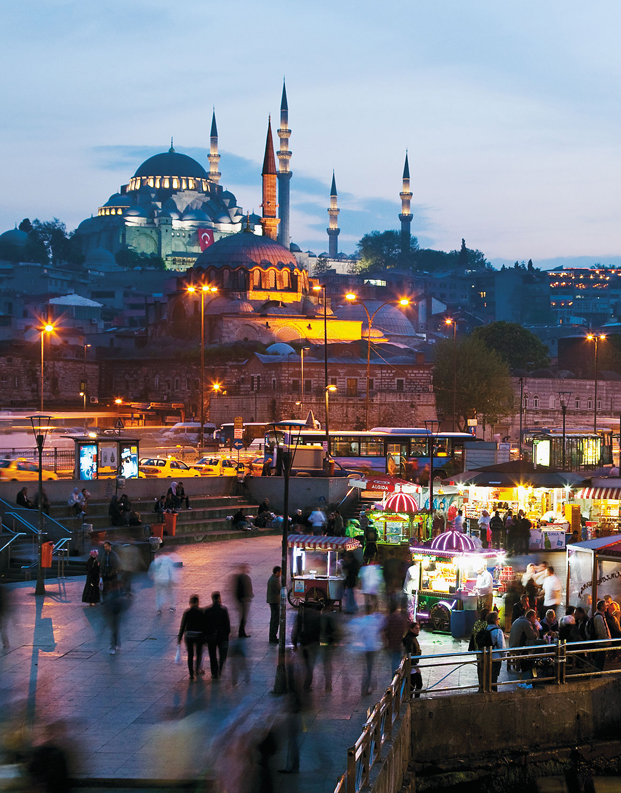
[
  {"x1": 208, "y1": 109, "x2": 221, "y2": 184},
  {"x1": 327, "y1": 171, "x2": 340, "y2": 258},
  {"x1": 260, "y1": 117, "x2": 280, "y2": 241},
  {"x1": 277, "y1": 80, "x2": 292, "y2": 248},
  {"x1": 399, "y1": 151, "x2": 413, "y2": 256}
]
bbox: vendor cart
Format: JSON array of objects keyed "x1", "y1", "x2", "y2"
[
  {"x1": 409, "y1": 530, "x2": 506, "y2": 636},
  {"x1": 287, "y1": 534, "x2": 362, "y2": 610}
]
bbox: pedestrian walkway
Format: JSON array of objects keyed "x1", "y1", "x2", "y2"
[{"x1": 1, "y1": 535, "x2": 442, "y2": 793}]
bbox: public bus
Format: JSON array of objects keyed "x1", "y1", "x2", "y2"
[
  {"x1": 522, "y1": 427, "x2": 613, "y2": 470},
  {"x1": 264, "y1": 425, "x2": 477, "y2": 479}
]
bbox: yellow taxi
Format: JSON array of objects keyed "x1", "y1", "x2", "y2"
[
  {"x1": 193, "y1": 457, "x2": 245, "y2": 477},
  {"x1": 0, "y1": 458, "x2": 58, "y2": 481},
  {"x1": 138, "y1": 456, "x2": 201, "y2": 479}
]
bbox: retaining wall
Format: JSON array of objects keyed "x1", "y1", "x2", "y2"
[{"x1": 246, "y1": 476, "x2": 354, "y2": 514}]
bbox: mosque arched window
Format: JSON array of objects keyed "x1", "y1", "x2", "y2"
[
  {"x1": 148, "y1": 178, "x2": 154, "y2": 188},
  {"x1": 163, "y1": 178, "x2": 170, "y2": 189},
  {"x1": 268, "y1": 270, "x2": 276, "y2": 289},
  {"x1": 172, "y1": 178, "x2": 179, "y2": 189},
  {"x1": 237, "y1": 271, "x2": 247, "y2": 291},
  {"x1": 281, "y1": 270, "x2": 290, "y2": 289},
  {"x1": 223, "y1": 269, "x2": 230, "y2": 289},
  {"x1": 253, "y1": 270, "x2": 261, "y2": 288},
  {"x1": 181, "y1": 179, "x2": 187, "y2": 190}
]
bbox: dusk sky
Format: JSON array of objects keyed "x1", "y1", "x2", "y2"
[{"x1": 2, "y1": 1, "x2": 621, "y2": 265}]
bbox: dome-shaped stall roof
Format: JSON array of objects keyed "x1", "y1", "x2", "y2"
[
  {"x1": 133, "y1": 149, "x2": 208, "y2": 180},
  {"x1": 0, "y1": 228, "x2": 28, "y2": 247},
  {"x1": 266, "y1": 343, "x2": 297, "y2": 355},
  {"x1": 335, "y1": 301, "x2": 416, "y2": 337},
  {"x1": 194, "y1": 229, "x2": 297, "y2": 270},
  {"x1": 385, "y1": 492, "x2": 418, "y2": 513},
  {"x1": 430, "y1": 531, "x2": 477, "y2": 553}
]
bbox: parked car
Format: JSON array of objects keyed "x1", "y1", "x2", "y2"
[
  {"x1": 138, "y1": 456, "x2": 201, "y2": 478},
  {"x1": 0, "y1": 458, "x2": 58, "y2": 481},
  {"x1": 193, "y1": 457, "x2": 245, "y2": 477}
]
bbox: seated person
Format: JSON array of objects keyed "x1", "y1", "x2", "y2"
[
  {"x1": 512, "y1": 594, "x2": 530, "y2": 623},
  {"x1": 154, "y1": 495, "x2": 166, "y2": 521},
  {"x1": 232, "y1": 508, "x2": 248, "y2": 530},
  {"x1": 539, "y1": 608, "x2": 559, "y2": 640},
  {"x1": 16, "y1": 487, "x2": 34, "y2": 509}
]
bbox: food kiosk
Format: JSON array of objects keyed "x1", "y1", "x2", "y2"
[
  {"x1": 369, "y1": 492, "x2": 420, "y2": 545},
  {"x1": 287, "y1": 534, "x2": 361, "y2": 610},
  {"x1": 566, "y1": 535, "x2": 621, "y2": 612},
  {"x1": 409, "y1": 530, "x2": 506, "y2": 635}
]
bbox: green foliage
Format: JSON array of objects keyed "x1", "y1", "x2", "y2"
[
  {"x1": 115, "y1": 249, "x2": 166, "y2": 270},
  {"x1": 30, "y1": 218, "x2": 85, "y2": 266},
  {"x1": 451, "y1": 238, "x2": 489, "y2": 271},
  {"x1": 313, "y1": 255, "x2": 330, "y2": 275},
  {"x1": 357, "y1": 230, "x2": 419, "y2": 272},
  {"x1": 433, "y1": 336, "x2": 514, "y2": 430},
  {"x1": 473, "y1": 322, "x2": 550, "y2": 370},
  {"x1": 18, "y1": 218, "x2": 33, "y2": 233},
  {"x1": 0, "y1": 236, "x2": 48, "y2": 264}
]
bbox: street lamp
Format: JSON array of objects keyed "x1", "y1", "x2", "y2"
[
  {"x1": 40, "y1": 323, "x2": 55, "y2": 412},
  {"x1": 345, "y1": 294, "x2": 410, "y2": 429},
  {"x1": 586, "y1": 334, "x2": 606, "y2": 436},
  {"x1": 29, "y1": 414, "x2": 52, "y2": 596},
  {"x1": 444, "y1": 318, "x2": 458, "y2": 431},
  {"x1": 187, "y1": 284, "x2": 218, "y2": 451},
  {"x1": 312, "y1": 284, "x2": 329, "y2": 392},
  {"x1": 82, "y1": 343, "x2": 91, "y2": 430},
  {"x1": 300, "y1": 346, "x2": 310, "y2": 410},
  {"x1": 424, "y1": 419, "x2": 440, "y2": 518},
  {"x1": 559, "y1": 391, "x2": 572, "y2": 471},
  {"x1": 324, "y1": 385, "x2": 337, "y2": 469}
]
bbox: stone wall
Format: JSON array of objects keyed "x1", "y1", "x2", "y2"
[{"x1": 0, "y1": 355, "x2": 99, "y2": 408}]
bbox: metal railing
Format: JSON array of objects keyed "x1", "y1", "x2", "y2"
[
  {"x1": 335, "y1": 655, "x2": 411, "y2": 793},
  {"x1": 0, "y1": 531, "x2": 26, "y2": 571},
  {"x1": 5, "y1": 511, "x2": 71, "y2": 541},
  {"x1": 333, "y1": 638, "x2": 621, "y2": 793}
]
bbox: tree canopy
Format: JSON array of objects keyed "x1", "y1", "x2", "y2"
[
  {"x1": 433, "y1": 336, "x2": 514, "y2": 430},
  {"x1": 29, "y1": 219, "x2": 85, "y2": 266},
  {"x1": 356, "y1": 230, "x2": 419, "y2": 272},
  {"x1": 472, "y1": 321, "x2": 550, "y2": 371},
  {"x1": 115, "y1": 249, "x2": 166, "y2": 270}
]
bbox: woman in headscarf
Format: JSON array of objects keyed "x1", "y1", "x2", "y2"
[
  {"x1": 82, "y1": 550, "x2": 101, "y2": 605},
  {"x1": 68, "y1": 487, "x2": 82, "y2": 516}
]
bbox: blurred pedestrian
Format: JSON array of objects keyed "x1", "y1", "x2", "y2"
[
  {"x1": 0, "y1": 583, "x2": 10, "y2": 649},
  {"x1": 385, "y1": 601, "x2": 408, "y2": 674},
  {"x1": 279, "y1": 653, "x2": 305, "y2": 775},
  {"x1": 402, "y1": 621, "x2": 423, "y2": 697},
  {"x1": 490, "y1": 510, "x2": 504, "y2": 548},
  {"x1": 342, "y1": 551, "x2": 360, "y2": 614},
  {"x1": 292, "y1": 602, "x2": 322, "y2": 691},
  {"x1": 321, "y1": 607, "x2": 341, "y2": 692},
  {"x1": 233, "y1": 563, "x2": 254, "y2": 638},
  {"x1": 359, "y1": 560, "x2": 383, "y2": 611},
  {"x1": 100, "y1": 541, "x2": 120, "y2": 599},
  {"x1": 230, "y1": 638, "x2": 249, "y2": 686},
  {"x1": 204, "y1": 591, "x2": 231, "y2": 679},
  {"x1": 27, "y1": 722, "x2": 71, "y2": 793},
  {"x1": 308, "y1": 507, "x2": 326, "y2": 536},
  {"x1": 267, "y1": 566, "x2": 281, "y2": 644},
  {"x1": 178, "y1": 595, "x2": 205, "y2": 680},
  {"x1": 33, "y1": 488, "x2": 51, "y2": 515},
  {"x1": 363, "y1": 520, "x2": 378, "y2": 563},
  {"x1": 475, "y1": 564, "x2": 493, "y2": 613},
  {"x1": 333, "y1": 509, "x2": 344, "y2": 537},
  {"x1": 150, "y1": 552, "x2": 179, "y2": 614},
  {"x1": 82, "y1": 549, "x2": 101, "y2": 606},
  {"x1": 351, "y1": 604, "x2": 386, "y2": 696},
  {"x1": 16, "y1": 486, "x2": 33, "y2": 509},
  {"x1": 103, "y1": 579, "x2": 128, "y2": 654}
]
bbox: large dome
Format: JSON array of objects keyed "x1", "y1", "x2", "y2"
[
  {"x1": 0, "y1": 228, "x2": 28, "y2": 247},
  {"x1": 194, "y1": 229, "x2": 297, "y2": 270},
  {"x1": 133, "y1": 149, "x2": 208, "y2": 180}
]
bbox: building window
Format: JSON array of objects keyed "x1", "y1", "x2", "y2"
[
  {"x1": 575, "y1": 397, "x2": 580, "y2": 409},
  {"x1": 522, "y1": 397, "x2": 527, "y2": 409},
  {"x1": 597, "y1": 400, "x2": 602, "y2": 410},
  {"x1": 291, "y1": 379, "x2": 299, "y2": 393},
  {"x1": 251, "y1": 375, "x2": 260, "y2": 392},
  {"x1": 396, "y1": 378, "x2": 404, "y2": 392},
  {"x1": 174, "y1": 378, "x2": 180, "y2": 391},
  {"x1": 186, "y1": 378, "x2": 190, "y2": 391},
  {"x1": 346, "y1": 378, "x2": 358, "y2": 397},
  {"x1": 533, "y1": 396, "x2": 539, "y2": 408},
  {"x1": 587, "y1": 399, "x2": 593, "y2": 410},
  {"x1": 330, "y1": 377, "x2": 337, "y2": 387},
  {"x1": 13, "y1": 376, "x2": 19, "y2": 389},
  {"x1": 154, "y1": 376, "x2": 159, "y2": 390},
  {"x1": 0, "y1": 376, "x2": 7, "y2": 387},
  {"x1": 272, "y1": 379, "x2": 276, "y2": 391},
  {"x1": 305, "y1": 379, "x2": 312, "y2": 393},
  {"x1": 368, "y1": 378, "x2": 374, "y2": 391}
]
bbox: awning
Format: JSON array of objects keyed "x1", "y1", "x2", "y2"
[
  {"x1": 287, "y1": 534, "x2": 361, "y2": 551},
  {"x1": 576, "y1": 487, "x2": 621, "y2": 500},
  {"x1": 349, "y1": 474, "x2": 421, "y2": 494}
]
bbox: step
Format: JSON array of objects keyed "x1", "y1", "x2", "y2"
[{"x1": 48, "y1": 494, "x2": 249, "y2": 518}]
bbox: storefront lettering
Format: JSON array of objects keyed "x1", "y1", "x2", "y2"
[{"x1": 578, "y1": 568, "x2": 621, "y2": 599}]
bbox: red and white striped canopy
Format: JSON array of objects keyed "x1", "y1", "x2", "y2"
[
  {"x1": 385, "y1": 492, "x2": 418, "y2": 513},
  {"x1": 576, "y1": 487, "x2": 621, "y2": 501},
  {"x1": 287, "y1": 534, "x2": 362, "y2": 551}
]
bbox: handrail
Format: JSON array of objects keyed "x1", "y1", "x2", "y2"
[
  {"x1": 336, "y1": 486, "x2": 356, "y2": 512},
  {"x1": 4, "y1": 510, "x2": 71, "y2": 539},
  {"x1": 5, "y1": 512, "x2": 40, "y2": 535},
  {"x1": 0, "y1": 532, "x2": 26, "y2": 554}
]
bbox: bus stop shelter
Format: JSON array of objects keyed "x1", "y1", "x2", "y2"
[
  {"x1": 66, "y1": 435, "x2": 141, "y2": 480},
  {"x1": 566, "y1": 535, "x2": 621, "y2": 613}
]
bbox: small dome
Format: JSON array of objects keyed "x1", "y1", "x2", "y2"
[
  {"x1": 266, "y1": 343, "x2": 296, "y2": 355},
  {"x1": 430, "y1": 531, "x2": 477, "y2": 553},
  {"x1": 0, "y1": 228, "x2": 28, "y2": 247},
  {"x1": 290, "y1": 243, "x2": 301, "y2": 252},
  {"x1": 125, "y1": 205, "x2": 150, "y2": 218},
  {"x1": 133, "y1": 149, "x2": 208, "y2": 180},
  {"x1": 221, "y1": 190, "x2": 236, "y2": 204},
  {"x1": 529, "y1": 368, "x2": 556, "y2": 379},
  {"x1": 385, "y1": 493, "x2": 418, "y2": 513},
  {"x1": 103, "y1": 193, "x2": 132, "y2": 208},
  {"x1": 84, "y1": 247, "x2": 117, "y2": 267},
  {"x1": 194, "y1": 229, "x2": 298, "y2": 270},
  {"x1": 160, "y1": 207, "x2": 181, "y2": 220},
  {"x1": 183, "y1": 208, "x2": 209, "y2": 222}
]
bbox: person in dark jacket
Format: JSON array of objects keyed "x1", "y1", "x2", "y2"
[
  {"x1": 518, "y1": 510, "x2": 532, "y2": 555},
  {"x1": 154, "y1": 495, "x2": 166, "y2": 522},
  {"x1": 292, "y1": 602, "x2": 322, "y2": 691},
  {"x1": 203, "y1": 591, "x2": 231, "y2": 678},
  {"x1": 16, "y1": 487, "x2": 33, "y2": 509},
  {"x1": 82, "y1": 550, "x2": 101, "y2": 606},
  {"x1": 175, "y1": 481, "x2": 190, "y2": 510},
  {"x1": 108, "y1": 496, "x2": 124, "y2": 527},
  {"x1": 100, "y1": 541, "x2": 120, "y2": 599},
  {"x1": 490, "y1": 510, "x2": 504, "y2": 548},
  {"x1": 512, "y1": 594, "x2": 530, "y2": 623},
  {"x1": 233, "y1": 564, "x2": 253, "y2": 638},
  {"x1": 178, "y1": 595, "x2": 206, "y2": 679},
  {"x1": 33, "y1": 488, "x2": 51, "y2": 515},
  {"x1": 403, "y1": 621, "x2": 423, "y2": 698},
  {"x1": 342, "y1": 551, "x2": 360, "y2": 614},
  {"x1": 266, "y1": 566, "x2": 281, "y2": 644}
]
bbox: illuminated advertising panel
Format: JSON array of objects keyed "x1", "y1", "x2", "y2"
[
  {"x1": 79, "y1": 444, "x2": 98, "y2": 480},
  {"x1": 120, "y1": 445, "x2": 138, "y2": 479}
]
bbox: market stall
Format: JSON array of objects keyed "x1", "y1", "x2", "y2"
[
  {"x1": 368, "y1": 492, "x2": 420, "y2": 545},
  {"x1": 408, "y1": 530, "x2": 506, "y2": 637},
  {"x1": 287, "y1": 534, "x2": 361, "y2": 610},
  {"x1": 574, "y1": 483, "x2": 621, "y2": 536},
  {"x1": 566, "y1": 535, "x2": 621, "y2": 613}
]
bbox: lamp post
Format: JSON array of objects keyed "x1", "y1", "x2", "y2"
[
  {"x1": 300, "y1": 346, "x2": 310, "y2": 410},
  {"x1": 40, "y1": 323, "x2": 54, "y2": 412},
  {"x1": 187, "y1": 284, "x2": 218, "y2": 451},
  {"x1": 30, "y1": 414, "x2": 52, "y2": 596},
  {"x1": 559, "y1": 391, "x2": 571, "y2": 471},
  {"x1": 324, "y1": 385, "x2": 337, "y2": 468},
  {"x1": 312, "y1": 285, "x2": 328, "y2": 392},
  {"x1": 586, "y1": 333, "x2": 606, "y2": 436},
  {"x1": 425, "y1": 419, "x2": 440, "y2": 517},
  {"x1": 345, "y1": 294, "x2": 410, "y2": 430},
  {"x1": 444, "y1": 318, "x2": 458, "y2": 431},
  {"x1": 82, "y1": 343, "x2": 91, "y2": 430}
]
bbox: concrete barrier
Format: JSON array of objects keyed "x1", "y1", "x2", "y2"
[
  {"x1": 246, "y1": 476, "x2": 354, "y2": 514},
  {"x1": 367, "y1": 704, "x2": 411, "y2": 793}
]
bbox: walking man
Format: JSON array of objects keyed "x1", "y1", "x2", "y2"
[
  {"x1": 542, "y1": 566, "x2": 562, "y2": 615},
  {"x1": 101, "y1": 541, "x2": 120, "y2": 600},
  {"x1": 177, "y1": 595, "x2": 205, "y2": 680},
  {"x1": 233, "y1": 564, "x2": 253, "y2": 638},
  {"x1": 267, "y1": 566, "x2": 281, "y2": 644},
  {"x1": 204, "y1": 591, "x2": 231, "y2": 679}
]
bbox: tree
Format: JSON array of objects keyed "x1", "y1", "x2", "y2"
[
  {"x1": 313, "y1": 255, "x2": 330, "y2": 275},
  {"x1": 452, "y1": 238, "x2": 489, "y2": 271},
  {"x1": 18, "y1": 218, "x2": 33, "y2": 233},
  {"x1": 433, "y1": 336, "x2": 514, "y2": 430},
  {"x1": 356, "y1": 230, "x2": 418, "y2": 272},
  {"x1": 115, "y1": 249, "x2": 166, "y2": 270},
  {"x1": 29, "y1": 218, "x2": 84, "y2": 266},
  {"x1": 473, "y1": 321, "x2": 550, "y2": 370}
]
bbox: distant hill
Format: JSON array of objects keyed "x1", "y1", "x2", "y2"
[{"x1": 490, "y1": 255, "x2": 621, "y2": 271}]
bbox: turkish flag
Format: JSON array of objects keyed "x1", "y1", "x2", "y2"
[{"x1": 198, "y1": 228, "x2": 214, "y2": 251}]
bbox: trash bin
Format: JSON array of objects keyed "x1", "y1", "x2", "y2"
[
  {"x1": 41, "y1": 541, "x2": 54, "y2": 568},
  {"x1": 450, "y1": 608, "x2": 477, "y2": 640},
  {"x1": 164, "y1": 512, "x2": 177, "y2": 536},
  {"x1": 151, "y1": 523, "x2": 164, "y2": 539}
]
